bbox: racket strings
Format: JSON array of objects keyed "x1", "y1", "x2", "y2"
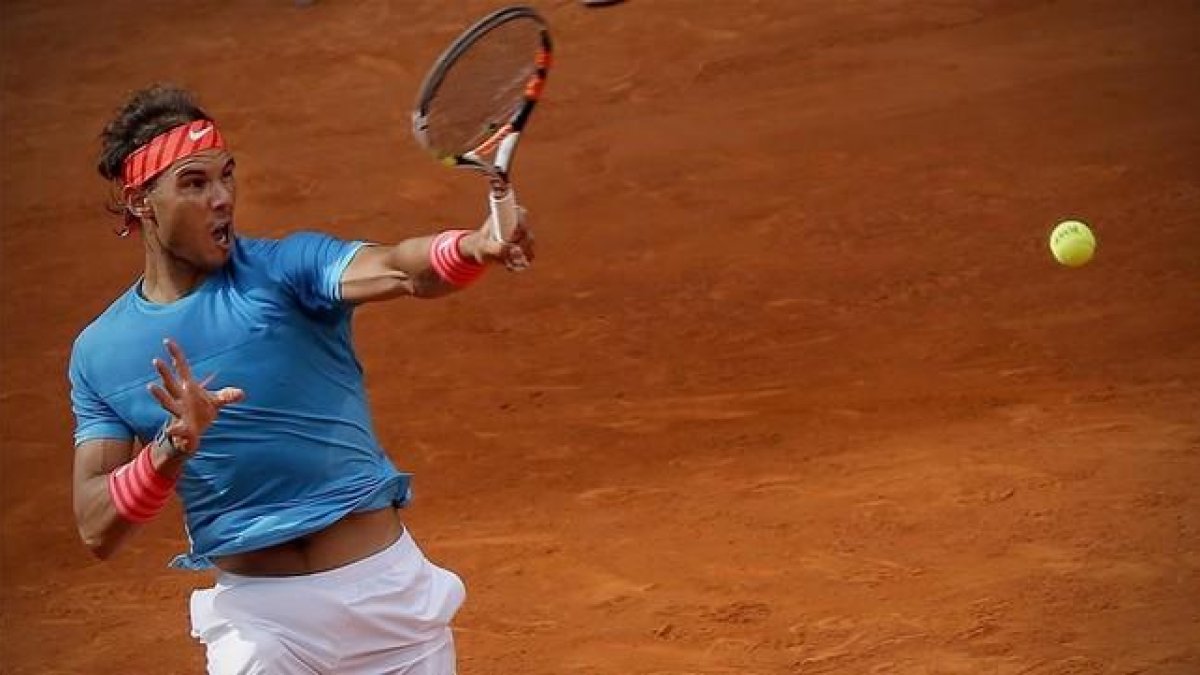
[{"x1": 423, "y1": 19, "x2": 543, "y2": 155}]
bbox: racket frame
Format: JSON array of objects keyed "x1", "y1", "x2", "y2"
[{"x1": 411, "y1": 5, "x2": 552, "y2": 241}]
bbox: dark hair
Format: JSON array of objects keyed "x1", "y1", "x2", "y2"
[
  {"x1": 98, "y1": 85, "x2": 213, "y2": 229},
  {"x1": 97, "y1": 84, "x2": 213, "y2": 183}
]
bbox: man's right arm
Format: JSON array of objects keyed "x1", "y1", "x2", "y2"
[
  {"x1": 73, "y1": 437, "x2": 137, "y2": 559},
  {"x1": 72, "y1": 436, "x2": 188, "y2": 560},
  {"x1": 70, "y1": 336, "x2": 244, "y2": 561}
]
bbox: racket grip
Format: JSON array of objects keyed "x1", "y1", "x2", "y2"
[{"x1": 488, "y1": 189, "x2": 520, "y2": 242}]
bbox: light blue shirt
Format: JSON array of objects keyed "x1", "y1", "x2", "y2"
[{"x1": 68, "y1": 233, "x2": 411, "y2": 570}]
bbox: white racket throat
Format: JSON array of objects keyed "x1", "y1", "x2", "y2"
[
  {"x1": 494, "y1": 132, "x2": 520, "y2": 175},
  {"x1": 488, "y1": 189, "x2": 520, "y2": 242}
]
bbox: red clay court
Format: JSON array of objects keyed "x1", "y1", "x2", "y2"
[{"x1": 2, "y1": 1, "x2": 1198, "y2": 673}]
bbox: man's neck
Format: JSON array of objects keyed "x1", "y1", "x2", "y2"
[{"x1": 141, "y1": 253, "x2": 208, "y2": 304}]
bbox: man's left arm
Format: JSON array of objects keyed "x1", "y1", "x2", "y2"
[{"x1": 340, "y1": 216, "x2": 533, "y2": 304}]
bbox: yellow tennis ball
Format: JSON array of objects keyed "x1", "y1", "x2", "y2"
[{"x1": 1049, "y1": 219, "x2": 1096, "y2": 267}]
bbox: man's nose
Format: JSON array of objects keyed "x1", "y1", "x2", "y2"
[{"x1": 211, "y1": 180, "x2": 233, "y2": 209}]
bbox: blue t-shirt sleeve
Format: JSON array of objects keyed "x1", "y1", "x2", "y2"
[
  {"x1": 270, "y1": 232, "x2": 366, "y2": 313},
  {"x1": 68, "y1": 348, "x2": 133, "y2": 447}
]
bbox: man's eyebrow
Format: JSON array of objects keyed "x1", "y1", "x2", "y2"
[
  {"x1": 172, "y1": 159, "x2": 224, "y2": 177},
  {"x1": 172, "y1": 165, "x2": 209, "y2": 178}
]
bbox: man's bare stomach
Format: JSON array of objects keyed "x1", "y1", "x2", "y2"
[{"x1": 212, "y1": 507, "x2": 404, "y2": 576}]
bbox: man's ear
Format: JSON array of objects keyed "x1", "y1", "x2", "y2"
[{"x1": 122, "y1": 184, "x2": 154, "y2": 220}]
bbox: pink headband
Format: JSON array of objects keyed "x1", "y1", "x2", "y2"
[{"x1": 122, "y1": 119, "x2": 226, "y2": 188}]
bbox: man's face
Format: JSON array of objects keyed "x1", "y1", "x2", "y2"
[{"x1": 145, "y1": 149, "x2": 237, "y2": 271}]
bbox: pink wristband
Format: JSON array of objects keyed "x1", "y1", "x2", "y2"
[
  {"x1": 108, "y1": 443, "x2": 177, "y2": 523},
  {"x1": 430, "y1": 230, "x2": 486, "y2": 287}
]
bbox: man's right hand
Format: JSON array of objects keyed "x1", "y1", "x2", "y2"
[{"x1": 148, "y1": 338, "x2": 245, "y2": 456}]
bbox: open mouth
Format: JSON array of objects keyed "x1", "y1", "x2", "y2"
[{"x1": 212, "y1": 223, "x2": 232, "y2": 248}]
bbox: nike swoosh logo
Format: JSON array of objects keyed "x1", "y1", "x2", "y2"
[{"x1": 188, "y1": 125, "x2": 213, "y2": 141}]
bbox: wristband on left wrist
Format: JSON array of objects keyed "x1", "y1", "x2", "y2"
[{"x1": 430, "y1": 229, "x2": 486, "y2": 287}]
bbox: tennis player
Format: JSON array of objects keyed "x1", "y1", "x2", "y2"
[{"x1": 69, "y1": 84, "x2": 532, "y2": 674}]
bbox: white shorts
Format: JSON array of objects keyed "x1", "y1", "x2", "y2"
[{"x1": 190, "y1": 530, "x2": 466, "y2": 675}]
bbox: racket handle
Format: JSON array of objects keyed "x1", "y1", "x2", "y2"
[{"x1": 488, "y1": 188, "x2": 520, "y2": 242}]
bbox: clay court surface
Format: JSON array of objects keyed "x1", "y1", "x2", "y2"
[{"x1": 2, "y1": 1, "x2": 1199, "y2": 673}]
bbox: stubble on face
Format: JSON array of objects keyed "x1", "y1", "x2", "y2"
[{"x1": 148, "y1": 150, "x2": 237, "y2": 272}]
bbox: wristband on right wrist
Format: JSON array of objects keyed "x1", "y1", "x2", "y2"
[{"x1": 108, "y1": 442, "x2": 177, "y2": 523}]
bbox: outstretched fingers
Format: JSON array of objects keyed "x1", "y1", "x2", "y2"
[
  {"x1": 164, "y1": 339, "x2": 194, "y2": 382},
  {"x1": 141, "y1": 339, "x2": 247, "y2": 456},
  {"x1": 152, "y1": 358, "x2": 183, "y2": 398},
  {"x1": 148, "y1": 383, "x2": 184, "y2": 418},
  {"x1": 211, "y1": 387, "x2": 246, "y2": 407}
]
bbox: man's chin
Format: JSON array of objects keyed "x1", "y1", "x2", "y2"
[{"x1": 202, "y1": 247, "x2": 232, "y2": 271}]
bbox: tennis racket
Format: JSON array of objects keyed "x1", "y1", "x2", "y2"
[{"x1": 412, "y1": 5, "x2": 552, "y2": 244}]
